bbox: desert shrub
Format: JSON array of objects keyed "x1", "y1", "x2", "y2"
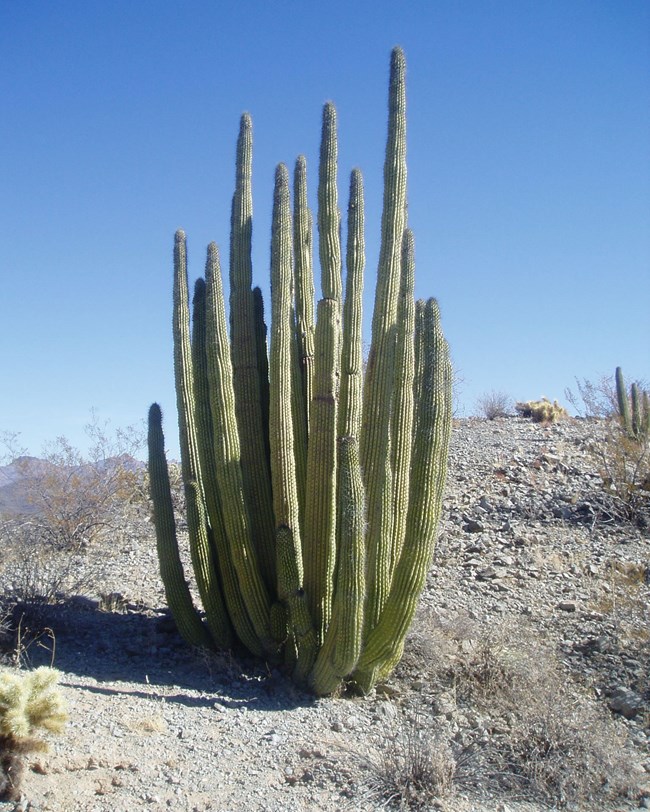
[
  {"x1": 515, "y1": 397, "x2": 568, "y2": 423},
  {"x1": 0, "y1": 418, "x2": 145, "y2": 606},
  {"x1": 353, "y1": 715, "x2": 457, "y2": 810},
  {"x1": 402, "y1": 615, "x2": 639, "y2": 808},
  {"x1": 564, "y1": 374, "x2": 618, "y2": 418},
  {"x1": 591, "y1": 420, "x2": 650, "y2": 527},
  {"x1": 476, "y1": 391, "x2": 512, "y2": 420}
]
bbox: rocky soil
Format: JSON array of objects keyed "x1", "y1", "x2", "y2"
[{"x1": 0, "y1": 417, "x2": 648, "y2": 812}]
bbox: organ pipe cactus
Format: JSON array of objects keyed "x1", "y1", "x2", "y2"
[{"x1": 148, "y1": 47, "x2": 452, "y2": 695}]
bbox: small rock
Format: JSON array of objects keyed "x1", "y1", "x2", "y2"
[
  {"x1": 557, "y1": 600, "x2": 577, "y2": 612},
  {"x1": 608, "y1": 687, "x2": 645, "y2": 719}
]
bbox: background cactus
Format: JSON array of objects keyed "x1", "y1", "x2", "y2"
[
  {"x1": 615, "y1": 367, "x2": 650, "y2": 442},
  {"x1": 148, "y1": 47, "x2": 452, "y2": 695}
]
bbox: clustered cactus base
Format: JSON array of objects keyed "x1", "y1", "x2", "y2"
[{"x1": 148, "y1": 48, "x2": 452, "y2": 696}]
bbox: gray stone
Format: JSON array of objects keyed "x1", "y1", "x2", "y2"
[{"x1": 608, "y1": 687, "x2": 645, "y2": 719}]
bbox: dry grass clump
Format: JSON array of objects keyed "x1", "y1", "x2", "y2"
[
  {"x1": 351, "y1": 715, "x2": 457, "y2": 810},
  {"x1": 396, "y1": 614, "x2": 640, "y2": 808}
]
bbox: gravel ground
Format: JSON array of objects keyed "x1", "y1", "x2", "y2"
[{"x1": 1, "y1": 416, "x2": 648, "y2": 812}]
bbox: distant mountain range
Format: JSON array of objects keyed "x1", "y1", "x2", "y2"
[{"x1": 0, "y1": 455, "x2": 145, "y2": 516}]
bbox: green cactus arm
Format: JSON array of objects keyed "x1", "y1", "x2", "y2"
[
  {"x1": 229, "y1": 114, "x2": 277, "y2": 590},
  {"x1": 310, "y1": 436, "x2": 366, "y2": 695},
  {"x1": 294, "y1": 155, "x2": 315, "y2": 433},
  {"x1": 191, "y1": 277, "x2": 264, "y2": 657},
  {"x1": 147, "y1": 403, "x2": 212, "y2": 649},
  {"x1": 615, "y1": 367, "x2": 632, "y2": 436},
  {"x1": 303, "y1": 298, "x2": 339, "y2": 643},
  {"x1": 318, "y1": 102, "x2": 342, "y2": 305},
  {"x1": 338, "y1": 169, "x2": 365, "y2": 441},
  {"x1": 360, "y1": 46, "x2": 408, "y2": 632},
  {"x1": 354, "y1": 298, "x2": 452, "y2": 692},
  {"x1": 389, "y1": 228, "x2": 416, "y2": 573},
  {"x1": 204, "y1": 242, "x2": 275, "y2": 656}
]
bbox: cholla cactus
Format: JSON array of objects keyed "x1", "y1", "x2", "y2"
[
  {"x1": 0, "y1": 667, "x2": 67, "y2": 800},
  {"x1": 515, "y1": 398, "x2": 568, "y2": 423},
  {"x1": 148, "y1": 48, "x2": 452, "y2": 695}
]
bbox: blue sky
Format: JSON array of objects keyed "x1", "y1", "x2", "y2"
[{"x1": 1, "y1": 0, "x2": 648, "y2": 459}]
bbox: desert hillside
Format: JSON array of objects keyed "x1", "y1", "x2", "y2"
[{"x1": 0, "y1": 416, "x2": 648, "y2": 812}]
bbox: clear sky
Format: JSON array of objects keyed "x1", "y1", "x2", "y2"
[{"x1": 1, "y1": 0, "x2": 649, "y2": 460}]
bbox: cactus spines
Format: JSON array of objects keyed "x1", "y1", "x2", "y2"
[{"x1": 149, "y1": 47, "x2": 452, "y2": 695}]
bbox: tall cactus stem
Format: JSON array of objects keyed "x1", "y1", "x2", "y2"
[
  {"x1": 303, "y1": 297, "x2": 339, "y2": 643},
  {"x1": 172, "y1": 231, "x2": 232, "y2": 647},
  {"x1": 147, "y1": 404, "x2": 211, "y2": 648},
  {"x1": 173, "y1": 230, "x2": 203, "y2": 491},
  {"x1": 229, "y1": 114, "x2": 277, "y2": 590},
  {"x1": 389, "y1": 228, "x2": 416, "y2": 573},
  {"x1": 310, "y1": 436, "x2": 366, "y2": 695},
  {"x1": 338, "y1": 169, "x2": 365, "y2": 441},
  {"x1": 354, "y1": 298, "x2": 452, "y2": 691},
  {"x1": 360, "y1": 46, "x2": 408, "y2": 632},
  {"x1": 294, "y1": 155, "x2": 315, "y2": 432},
  {"x1": 192, "y1": 276, "x2": 263, "y2": 656},
  {"x1": 318, "y1": 102, "x2": 342, "y2": 305},
  {"x1": 252, "y1": 286, "x2": 271, "y2": 464},
  {"x1": 204, "y1": 242, "x2": 275, "y2": 656},
  {"x1": 269, "y1": 164, "x2": 315, "y2": 669}
]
